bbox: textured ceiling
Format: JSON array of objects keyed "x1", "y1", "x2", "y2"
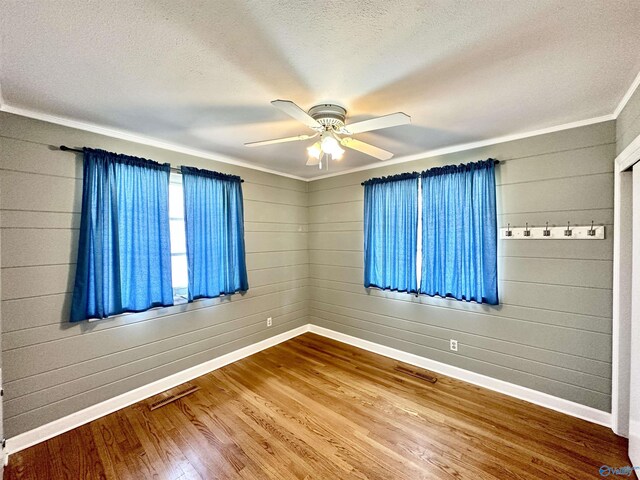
[{"x1": 2, "y1": 0, "x2": 640, "y2": 178}]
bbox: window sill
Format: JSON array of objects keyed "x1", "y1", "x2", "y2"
[{"x1": 85, "y1": 294, "x2": 227, "y2": 323}]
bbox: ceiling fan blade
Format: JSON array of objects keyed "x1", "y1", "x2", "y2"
[
  {"x1": 245, "y1": 133, "x2": 318, "y2": 147},
  {"x1": 341, "y1": 112, "x2": 411, "y2": 135},
  {"x1": 271, "y1": 100, "x2": 322, "y2": 130},
  {"x1": 341, "y1": 137, "x2": 394, "y2": 161}
]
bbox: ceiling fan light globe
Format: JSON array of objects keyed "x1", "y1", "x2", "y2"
[
  {"x1": 320, "y1": 135, "x2": 339, "y2": 153},
  {"x1": 332, "y1": 147, "x2": 345, "y2": 160},
  {"x1": 307, "y1": 142, "x2": 321, "y2": 159}
]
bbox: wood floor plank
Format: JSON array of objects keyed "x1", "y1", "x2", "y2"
[
  {"x1": 4, "y1": 333, "x2": 630, "y2": 479},
  {"x1": 193, "y1": 375, "x2": 320, "y2": 480},
  {"x1": 92, "y1": 416, "x2": 136, "y2": 480},
  {"x1": 244, "y1": 348, "x2": 539, "y2": 479},
  {"x1": 288, "y1": 335, "x2": 621, "y2": 464},
  {"x1": 88, "y1": 420, "x2": 121, "y2": 480},
  {"x1": 252, "y1": 343, "x2": 552, "y2": 479},
  {"x1": 122, "y1": 404, "x2": 187, "y2": 480},
  {"x1": 211, "y1": 369, "x2": 352, "y2": 479},
  {"x1": 293, "y1": 336, "x2": 617, "y2": 477},
  {"x1": 217, "y1": 365, "x2": 422, "y2": 480}
]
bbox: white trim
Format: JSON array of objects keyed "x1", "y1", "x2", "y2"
[
  {"x1": 608, "y1": 67, "x2": 640, "y2": 435},
  {"x1": 0, "y1": 103, "x2": 616, "y2": 184},
  {"x1": 611, "y1": 163, "x2": 632, "y2": 437},
  {"x1": 6, "y1": 322, "x2": 616, "y2": 457},
  {"x1": 309, "y1": 114, "x2": 615, "y2": 181},
  {"x1": 309, "y1": 325, "x2": 612, "y2": 428},
  {"x1": 1, "y1": 69, "x2": 639, "y2": 184},
  {"x1": 0, "y1": 104, "x2": 308, "y2": 182},
  {"x1": 614, "y1": 70, "x2": 640, "y2": 119},
  {"x1": 0, "y1": 79, "x2": 5, "y2": 109},
  {"x1": 5, "y1": 324, "x2": 311, "y2": 455},
  {"x1": 611, "y1": 132, "x2": 640, "y2": 437},
  {"x1": 616, "y1": 133, "x2": 640, "y2": 172}
]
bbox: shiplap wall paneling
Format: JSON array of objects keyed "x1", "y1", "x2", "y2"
[
  {"x1": 0, "y1": 112, "x2": 310, "y2": 437},
  {"x1": 617, "y1": 83, "x2": 640, "y2": 155},
  {"x1": 307, "y1": 121, "x2": 615, "y2": 412}
]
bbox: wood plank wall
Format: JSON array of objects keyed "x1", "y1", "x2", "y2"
[
  {"x1": 617, "y1": 82, "x2": 640, "y2": 155},
  {"x1": 0, "y1": 112, "x2": 310, "y2": 437},
  {"x1": 307, "y1": 121, "x2": 616, "y2": 412},
  {"x1": 0, "y1": 112, "x2": 620, "y2": 439}
]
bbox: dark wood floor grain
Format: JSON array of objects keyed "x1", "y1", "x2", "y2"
[{"x1": 5, "y1": 333, "x2": 630, "y2": 479}]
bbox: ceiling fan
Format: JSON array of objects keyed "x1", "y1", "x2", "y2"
[{"x1": 245, "y1": 100, "x2": 411, "y2": 168}]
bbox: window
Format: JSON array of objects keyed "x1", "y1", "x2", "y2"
[
  {"x1": 70, "y1": 148, "x2": 174, "y2": 322},
  {"x1": 363, "y1": 173, "x2": 419, "y2": 293},
  {"x1": 363, "y1": 159, "x2": 498, "y2": 305},
  {"x1": 169, "y1": 173, "x2": 189, "y2": 304},
  {"x1": 70, "y1": 149, "x2": 249, "y2": 322},
  {"x1": 419, "y1": 160, "x2": 498, "y2": 304},
  {"x1": 168, "y1": 169, "x2": 249, "y2": 304},
  {"x1": 180, "y1": 166, "x2": 249, "y2": 301}
]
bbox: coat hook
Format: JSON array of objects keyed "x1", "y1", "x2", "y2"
[
  {"x1": 588, "y1": 220, "x2": 596, "y2": 237},
  {"x1": 524, "y1": 222, "x2": 531, "y2": 237},
  {"x1": 564, "y1": 221, "x2": 572, "y2": 237},
  {"x1": 505, "y1": 223, "x2": 513, "y2": 237},
  {"x1": 543, "y1": 221, "x2": 551, "y2": 237}
]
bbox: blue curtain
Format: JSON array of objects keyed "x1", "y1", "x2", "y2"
[
  {"x1": 181, "y1": 166, "x2": 248, "y2": 301},
  {"x1": 420, "y1": 159, "x2": 498, "y2": 304},
  {"x1": 363, "y1": 173, "x2": 419, "y2": 293},
  {"x1": 70, "y1": 148, "x2": 173, "y2": 322}
]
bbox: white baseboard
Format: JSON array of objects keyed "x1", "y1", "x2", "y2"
[
  {"x1": 6, "y1": 322, "x2": 612, "y2": 456},
  {"x1": 5, "y1": 324, "x2": 311, "y2": 455},
  {"x1": 308, "y1": 325, "x2": 611, "y2": 428}
]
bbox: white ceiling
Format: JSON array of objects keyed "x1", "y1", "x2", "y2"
[{"x1": 1, "y1": 0, "x2": 640, "y2": 179}]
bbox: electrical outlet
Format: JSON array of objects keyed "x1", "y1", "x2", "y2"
[
  {"x1": 267, "y1": 317, "x2": 272, "y2": 327},
  {"x1": 450, "y1": 339, "x2": 458, "y2": 352}
]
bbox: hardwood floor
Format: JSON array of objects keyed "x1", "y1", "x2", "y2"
[{"x1": 5, "y1": 333, "x2": 630, "y2": 479}]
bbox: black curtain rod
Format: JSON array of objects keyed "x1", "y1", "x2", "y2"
[
  {"x1": 59, "y1": 146, "x2": 244, "y2": 181},
  {"x1": 60, "y1": 145, "x2": 183, "y2": 174},
  {"x1": 360, "y1": 159, "x2": 500, "y2": 186},
  {"x1": 59, "y1": 145, "x2": 84, "y2": 153}
]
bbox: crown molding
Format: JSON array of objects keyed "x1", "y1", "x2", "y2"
[
  {"x1": 4, "y1": 63, "x2": 640, "y2": 184},
  {"x1": 313, "y1": 66, "x2": 640, "y2": 182},
  {"x1": 308, "y1": 114, "x2": 615, "y2": 181},
  {"x1": 0, "y1": 104, "x2": 308, "y2": 182},
  {"x1": 613, "y1": 69, "x2": 640, "y2": 119}
]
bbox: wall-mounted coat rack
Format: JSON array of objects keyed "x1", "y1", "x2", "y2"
[{"x1": 500, "y1": 222, "x2": 605, "y2": 240}]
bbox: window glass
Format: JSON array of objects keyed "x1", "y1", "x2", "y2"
[{"x1": 169, "y1": 173, "x2": 188, "y2": 303}]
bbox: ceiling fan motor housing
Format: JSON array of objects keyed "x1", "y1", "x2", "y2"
[{"x1": 308, "y1": 104, "x2": 347, "y2": 129}]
